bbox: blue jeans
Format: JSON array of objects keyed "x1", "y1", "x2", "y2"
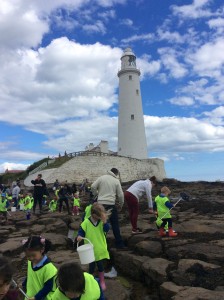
[
  {"x1": 103, "y1": 205, "x2": 125, "y2": 248},
  {"x1": 89, "y1": 260, "x2": 104, "y2": 273}
]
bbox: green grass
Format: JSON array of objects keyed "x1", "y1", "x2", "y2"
[{"x1": 44, "y1": 156, "x2": 72, "y2": 169}]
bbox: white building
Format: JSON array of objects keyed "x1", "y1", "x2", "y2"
[{"x1": 117, "y1": 48, "x2": 148, "y2": 159}]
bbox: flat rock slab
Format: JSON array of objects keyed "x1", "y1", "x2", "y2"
[
  {"x1": 142, "y1": 258, "x2": 175, "y2": 285},
  {"x1": 135, "y1": 240, "x2": 162, "y2": 257}
]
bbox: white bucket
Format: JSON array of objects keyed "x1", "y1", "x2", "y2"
[
  {"x1": 11, "y1": 207, "x2": 16, "y2": 212},
  {"x1": 77, "y1": 238, "x2": 95, "y2": 264},
  {"x1": 20, "y1": 204, "x2": 25, "y2": 211}
]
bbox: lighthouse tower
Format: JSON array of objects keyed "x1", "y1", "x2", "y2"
[{"x1": 117, "y1": 48, "x2": 148, "y2": 159}]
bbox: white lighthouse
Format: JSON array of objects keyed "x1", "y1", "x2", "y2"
[{"x1": 117, "y1": 48, "x2": 148, "y2": 159}]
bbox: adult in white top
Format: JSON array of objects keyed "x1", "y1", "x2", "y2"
[{"x1": 124, "y1": 176, "x2": 157, "y2": 234}]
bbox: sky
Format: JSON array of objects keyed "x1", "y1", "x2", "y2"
[{"x1": 0, "y1": 0, "x2": 224, "y2": 181}]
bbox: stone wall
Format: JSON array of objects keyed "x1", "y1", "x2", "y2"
[{"x1": 24, "y1": 156, "x2": 166, "y2": 187}]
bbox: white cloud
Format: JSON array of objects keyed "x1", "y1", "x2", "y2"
[
  {"x1": 120, "y1": 18, "x2": 133, "y2": 27},
  {"x1": 187, "y1": 38, "x2": 224, "y2": 76},
  {"x1": 158, "y1": 48, "x2": 188, "y2": 79},
  {"x1": 202, "y1": 106, "x2": 224, "y2": 125},
  {"x1": 171, "y1": 0, "x2": 220, "y2": 19},
  {"x1": 144, "y1": 115, "x2": 224, "y2": 153},
  {"x1": 0, "y1": 162, "x2": 29, "y2": 173},
  {"x1": 121, "y1": 33, "x2": 155, "y2": 45},
  {"x1": 169, "y1": 96, "x2": 195, "y2": 106},
  {"x1": 208, "y1": 17, "x2": 224, "y2": 29},
  {"x1": 82, "y1": 20, "x2": 107, "y2": 34},
  {"x1": 157, "y1": 29, "x2": 185, "y2": 44},
  {"x1": 0, "y1": 38, "x2": 122, "y2": 129}
]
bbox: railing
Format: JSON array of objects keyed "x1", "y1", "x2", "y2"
[
  {"x1": 66, "y1": 151, "x2": 118, "y2": 158},
  {"x1": 29, "y1": 159, "x2": 55, "y2": 175}
]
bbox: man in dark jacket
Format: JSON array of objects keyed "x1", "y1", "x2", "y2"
[
  {"x1": 58, "y1": 183, "x2": 71, "y2": 214},
  {"x1": 31, "y1": 174, "x2": 46, "y2": 214}
]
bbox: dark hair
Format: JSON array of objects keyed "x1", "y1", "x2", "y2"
[
  {"x1": 57, "y1": 262, "x2": 85, "y2": 294},
  {"x1": 22, "y1": 236, "x2": 51, "y2": 253},
  {"x1": 0, "y1": 256, "x2": 14, "y2": 283},
  {"x1": 150, "y1": 176, "x2": 157, "y2": 185},
  {"x1": 38, "y1": 174, "x2": 42, "y2": 177},
  {"x1": 110, "y1": 168, "x2": 119, "y2": 176}
]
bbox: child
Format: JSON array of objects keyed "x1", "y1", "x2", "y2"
[
  {"x1": 77, "y1": 203, "x2": 110, "y2": 291},
  {"x1": 51, "y1": 262, "x2": 104, "y2": 300},
  {"x1": 154, "y1": 186, "x2": 177, "y2": 237},
  {"x1": 22, "y1": 235, "x2": 57, "y2": 300},
  {"x1": 0, "y1": 256, "x2": 20, "y2": 300},
  {"x1": 0, "y1": 194, "x2": 9, "y2": 223},
  {"x1": 72, "y1": 192, "x2": 80, "y2": 216},
  {"x1": 24, "y1": 193, "x2": 32, "y2": 220},
  {"x1": 49, "y1": 197, "x2": 57, "y2": 212}
]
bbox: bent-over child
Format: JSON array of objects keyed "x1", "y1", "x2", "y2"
[
  {"x1": 51, "y1": 262, "x2": 104, "y2": 300},
  {"x1": 77, "y1": 203, "x2": 110, "y2": 291},
  {"x1": 22, "y1": 235, "x2": 57, "y2": 300}
]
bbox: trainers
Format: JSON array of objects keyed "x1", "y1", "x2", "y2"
[
  {"x1": 132, "y1": 228, "x2": 143, "y2": 234},
  {"x1": 104, "y1": 267, "x2": 118, "y2": 278}
]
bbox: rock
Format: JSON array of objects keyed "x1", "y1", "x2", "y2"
[
  {"x1": 142, "y1": 258, "x2": 175, "y2": 285},
  {"x1": 135, "y1": 240, "x2": 162, "y2": 257},
  {"x1": 30, "y1": 224, "x2": 46, "y2": 234},
  {"x1": 160, "y1": 282, "x2": 183, "y2": 299},
  {"x1": 172, "y1": 286, "x2": 224, "y2": 300},
  {"x1": 110, "y1": 249, "x2": 146, "y2": 281},
  {"x1": 42, "y1": 233, "x2": 67, "y2": 250},
  {"x1": 170, "y1": 259, "x2": 223, "y2": 289},
  {"x1": 0, "y1": 238, "x2": 23, "y2": 255},
  {"x1": 104, "y1": 278, "x2": 130, "y2": 300}
]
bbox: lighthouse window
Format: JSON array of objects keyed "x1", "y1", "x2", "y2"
[
  {"x1": 131, "y1": 114, "x2": 134, "y2": 120},
  {"x1": 129, "y1": 75, "x2": 132, "y2": 80},
  {"x1": 136, "y1": 89, "x2": 139, "y2": 95}
]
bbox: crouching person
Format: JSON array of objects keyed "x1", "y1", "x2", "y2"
[{"x1": 52, "y1": 262, "x2": 105, "y2": 300}]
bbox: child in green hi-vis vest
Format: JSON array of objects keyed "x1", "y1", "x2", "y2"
[
  {"x1": 77, "y1": 203, "x2": 110, "y2": 291},
  {"x1": 52, "y1": 262, "x2": 104, "y2": 300},
  {"x1": 22, "y1": 236, "x2": 57, "y2": 300},
  {"x1": 0, "y1": 193, "x2": 9, "y2": 222},
  {"x1": 72, "y1": 192, "x2": 80, "y2": 216},
  {"x1": 49, "y1": 197, "x2": 57, "y2": 212},
  {"x1": 154, "y1": 186, "x2": 177, "y2": 237}
]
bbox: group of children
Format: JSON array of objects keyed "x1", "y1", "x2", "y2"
[{"x1": 0, "y1": 202, "x2": 109, "y2": 300}]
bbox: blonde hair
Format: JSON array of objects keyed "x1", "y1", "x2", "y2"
[{"x1": 161, "y1": 186, "x2": 171, "y2": 194}]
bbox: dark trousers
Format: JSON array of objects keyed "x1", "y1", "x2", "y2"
[
  {"x1": 89, "y1": 260, "x2": 104, "y2": 274},
  {"x1": 33, "y1": 194, "x2": 43, "y2": 213},
  {"x1": 103, "y1": 204, "x2": 124, "y2": 248},
  {"x1": 124, "y1": 191, "x2": 139, "y2": 231},
  {"x1": 59, "y1": 198, "x2": 70, "y2": 213},
  {"x1": 13, "y1": 197, "x2": 18, "y2": 208},
  {"x1": 161, "y1": 218, "x2": 172, "y2": 228}
]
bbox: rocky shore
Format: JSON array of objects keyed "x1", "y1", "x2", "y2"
[{"x1": 0, "y1": 179, "x2": 224, "y2": 299}]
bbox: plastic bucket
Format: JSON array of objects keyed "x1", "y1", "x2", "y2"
[
  {"x1": 11, "y1": 207, "x2": 16, "y2": 212},
  {"x1": 20, "y1": 204, "x2": 25, "y2": 211},
  {"x1": 77, "y1": 238, "x2": 95, "y2": 264}
]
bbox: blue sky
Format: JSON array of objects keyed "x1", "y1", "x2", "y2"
[{"x1": 0, "y1": 0, "x2": 224, "y2": 181}]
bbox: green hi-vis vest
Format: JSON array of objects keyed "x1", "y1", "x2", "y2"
[
  {"x1": 24, "y1": 196, "x2": 32, "y2": 210},
  {"x1": 81, "y1": 218, "x2": 109, "y2": 261},
  {"x1": 26, "y1": 260, "x2": 57, "y2": 300},
  {"x1": 51, "y1": 272, "x2": 100, "y2": 300},
  {"x1": 49, "y1": 200, "x2": 57, "y2": 211},
  {"x1": 0, "y1": 199, "x2": 7, "y2": 212},
  {"x1": 84, "y1": 205, "x2": 92, "y2": 220},
  {"x1": 19, "y1": 198, "x2": 25, "y2": 205},
  {"x1": 30, "y1": 197, "x2": 34, "y2": 208},
  {"x1": 155, "y1": 195, "x2": 172, "y2": 219},
  {"x1": 73, "y1": 198, "x2": 80, "y2": 207}
]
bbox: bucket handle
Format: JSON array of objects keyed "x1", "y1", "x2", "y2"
[{"x1": 77, "y1": 237, "x2": 93, "y2": 248}]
